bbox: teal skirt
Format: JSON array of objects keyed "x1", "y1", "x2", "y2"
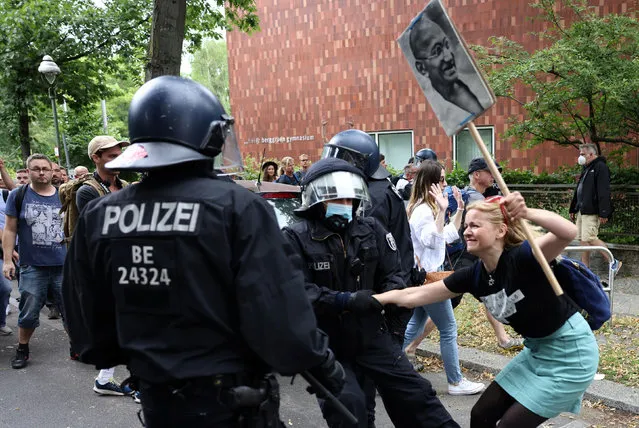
[{"x1": 495, "y1": 313, "x2": 599, "y2": 418}]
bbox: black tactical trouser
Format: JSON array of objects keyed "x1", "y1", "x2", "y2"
[
  {"x1": 320, "y1": 331, "x2": 460, "y2": 428},
  {"x1": 139, "y1": 375, "x2": 285, "y2": 428}
]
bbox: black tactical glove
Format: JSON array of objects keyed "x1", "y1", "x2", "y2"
[
  {"x1": 307, "y1": 349, "x2": 345, "y2": 398},
  {"x1": 347, "y1": 290, "x2": 383, "y2": 314},
  {"x1": 410, "y1": 267, "x2": 427, "y2": 286}
]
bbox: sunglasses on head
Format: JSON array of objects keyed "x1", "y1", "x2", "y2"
[{"x1": 485, "y1": 195, "x2": 509, "y2": 225}]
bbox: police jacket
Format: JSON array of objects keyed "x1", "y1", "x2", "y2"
[
  {"x1": 569, "y1": 156, "x2": 613, "y2": 218},
  {"x1": 62, "y1": 169, "x2": 328, "y2": 383},
  {"x1": 283, "y1": 216, "x2": 404, "y2": 357},
  {"x1": 366, "y1": 178, "x2": 414, "y2": 285}
]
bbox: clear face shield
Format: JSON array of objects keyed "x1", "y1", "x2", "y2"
[
  {"x1": 212, "y1": 116, "x2": 244, "y2": 176},
  {"x1": 301, "y1": 171, "x2": 372, "y2": 213},
  {"x1": 321, "y1": 145, "x2": 370, "y2": 175}
]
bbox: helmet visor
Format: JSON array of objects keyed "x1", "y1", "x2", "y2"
[
  {"x1": 214, "y1": 123, "x2": 244, "y2": 176},
  {"x1": 321, "y1": 145, "x2": 370, "y2": 175},
  {"x1": 301, "y1": 171, "x2": 371, "y2": 211}
]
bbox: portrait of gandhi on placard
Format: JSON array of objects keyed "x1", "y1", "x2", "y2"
[{"x1": 398, "y1": 0, "x2": 495, "y2": 136}]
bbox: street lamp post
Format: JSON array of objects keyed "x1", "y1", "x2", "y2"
[{"x1": 38, "y1": 55, "x2": 71, "y2": 174}]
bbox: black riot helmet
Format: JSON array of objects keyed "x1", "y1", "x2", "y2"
[
  {"x1": 295, "y1": 158, "x2": 371, "y2": 219},
  {"x1": 106, "y1": 76, "x2": 242, "y2": 173},
  {"x1": 414, "y1": 148, "x2": 438, "y2": 166},
  {"x1": 321, "y1": 129, "x2": 390, "y2": 180}
]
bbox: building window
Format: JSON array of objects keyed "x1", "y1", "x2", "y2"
[
  {"x1": 368, "y1": 130, "x2": 413, "y2": 171},
  {"x1": 453, "y1": 126, "x2": 494, "y2": 170}
]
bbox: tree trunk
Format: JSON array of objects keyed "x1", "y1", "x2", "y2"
[
  {"x1": 16, "y1": 81, "x2": 31, "y2": 164},
  {"x1": 18, "y1": 107, "x2": 30, "y2": 164},
  {"x1": 145, "y1": 0, "x2": 187, "y2": 81}
]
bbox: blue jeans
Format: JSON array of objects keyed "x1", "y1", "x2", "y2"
[
  {"x1": 0, "y1": 261, "x2": 12, "y2": 328},
  {"x1": 17, "y1": 265, "x2": 63, "y2": 329},
  {"x1": 403, "y1": 299, "x2": 462, "y2": 384}
]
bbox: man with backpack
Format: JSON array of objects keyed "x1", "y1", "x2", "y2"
[
  {"x1": 59, "y1": 136, "x2": 129, "y2": 244},
  {"x1": 2, "y1": 154, "x2": 66, "y2": 369},
  {"x1": 59, "y1": 135, "x2": 133, "y2": 397},
  {"x1": 452, "y1": 158, "x2": 523, "y2": 349}
]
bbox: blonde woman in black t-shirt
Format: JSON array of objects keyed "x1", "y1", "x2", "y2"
[{"x1": 374, "y1": 192, "x2": 598, "y2": 427}]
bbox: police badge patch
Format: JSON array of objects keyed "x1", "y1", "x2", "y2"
[{"x1": 386, "y1": 233, "x2": 397, "y2": 251}]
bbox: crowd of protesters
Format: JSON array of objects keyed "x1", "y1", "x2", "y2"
[
  {"x1": 0, "y1": 133, "x2": 623, "y2": 427},
  {"x1": 260, "y1": 153, "x2": 312, "y2": 184},
  {"x1": 0, "y1": 151, "x2": 139, "y2": 401}
]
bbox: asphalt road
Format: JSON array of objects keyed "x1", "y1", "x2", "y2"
[
  {"x1": 0, "y1": 296, "x2": 477, "y2": 428},
  {"x1": 0, "y1": 294, "x2": 613, "y2": 428}
]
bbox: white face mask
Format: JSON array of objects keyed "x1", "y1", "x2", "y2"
[{"x1": 577, "y1": 155, "x2": 587, "y2": 166}]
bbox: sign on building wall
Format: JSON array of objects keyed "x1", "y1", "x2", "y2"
[
  {"x1": 398, "y1": 0, "x2": 495, "y2": 136},
  {"x1": 244, "y1": 135, "x2": 316, "y2": 145}
]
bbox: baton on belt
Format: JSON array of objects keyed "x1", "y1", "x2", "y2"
[{"x1": 301, "y1": 371, "x2": 358, "y2": 425}]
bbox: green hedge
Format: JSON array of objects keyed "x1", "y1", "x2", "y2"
[
  {"x1": 241, "y1": 155, "x2": 639, "y2": 186},
  {"x1": 444, "y1": 162, "x2": 639, "y2": 246}
]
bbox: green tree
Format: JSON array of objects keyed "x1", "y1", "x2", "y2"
[
  {"x1": 0, "y1": 0, "x2": 152, "y2": 164},
  {"x1": 474, "y1": 0, "x2": 639, "y2": 155},
  {"x1": 146, "y1": 0, "x2": 259, "y2": 80},
  {"x1": 0, "y1": 0, "x2": 260, "y2": 166},
  {"x1": 190, "y1": 39, "x2": 231, "y2": 112}
]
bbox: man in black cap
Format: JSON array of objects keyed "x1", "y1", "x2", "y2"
[
  {"x1": 466, "y1": 158, "x2": 500, "y2": 199},
  {"x1": 62, "y1": 76, "x2": 345, "y2": 427},
  {"x1": 445, "y1": 157, "x2": 524, "y2": 349}
]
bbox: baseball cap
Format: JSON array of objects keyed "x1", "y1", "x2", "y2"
[
  {"x1": 88, "y1": 136, "x2": 129, "y2": 158},
  {"x1": 468, "y1": 157, "x2": 502, "y2": 175}
]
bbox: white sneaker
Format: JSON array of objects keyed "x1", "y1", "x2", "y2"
[
  {"x1": 5, "y1": 306, "x2": 10, "y2": 316},
  {"x1": 0, "y1": 325, "x2": 13, "y2": 336},
  {"x1": 448, "y1": 377, "x2": 485, "y2": 395}
]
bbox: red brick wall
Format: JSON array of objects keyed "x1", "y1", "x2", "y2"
[{"x1": 227, "y1": 0, "x2": 638, "y2": 172}]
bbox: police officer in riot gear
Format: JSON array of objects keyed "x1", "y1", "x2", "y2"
[
  {"x1": 62, "y1": 76, "x2": 345, "y2": 428},
  {"x1": 403, "y1": 148, "x2": 439, "y2": 206},
  {"x1": 414, "y1": 148, "x2": 438, "y2": 165},
  {"x1": 283, "y1": 158, "x2": 459, "y2": 428},
  {"x1": 321, "y1": 130, "x2": 420, "y2": 338},
  {"x1": 322, "y1": 130, "x2": 420, "y2": 428}
]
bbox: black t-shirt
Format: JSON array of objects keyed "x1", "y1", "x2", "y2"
[{"x1": 444, "y1": 241, "x2": 577, "y2": 338}]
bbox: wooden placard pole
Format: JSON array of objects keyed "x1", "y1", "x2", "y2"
[{"x1": 467, "y1": 122, "x2": 564, "y2": 296}]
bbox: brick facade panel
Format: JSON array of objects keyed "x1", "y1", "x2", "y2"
[{"x1": 228, "y1": 0, "x2": 637, "y2": 172}]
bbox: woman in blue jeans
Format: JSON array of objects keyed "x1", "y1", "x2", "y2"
[{"x1": 404, "y1": 160, "x2": 484, "y2": 395}]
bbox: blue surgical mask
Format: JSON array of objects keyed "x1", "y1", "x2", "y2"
[{"x1": 325, "y1": 202, "x2": 353, "y2": 223}]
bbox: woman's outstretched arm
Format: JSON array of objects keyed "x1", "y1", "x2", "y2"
[{"x1": 374, "y1": 280, "x2": 459, "y2": 308}]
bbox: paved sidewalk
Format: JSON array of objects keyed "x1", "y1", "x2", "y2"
[{"x1": 611, "y1": 291, "x2": 639, "y2": 317}]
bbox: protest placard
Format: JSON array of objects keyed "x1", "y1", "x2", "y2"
[
  {"x1": 399, "y1": 0, "x2": 562, "y2": 295},
  {"x1": 398, "y1": 0, "x2": 495, "y2": 136}
]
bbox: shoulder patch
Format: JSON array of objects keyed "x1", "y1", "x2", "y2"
[{"x1": 385, "y1": 232, "x2": 397, "y2": 251}]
